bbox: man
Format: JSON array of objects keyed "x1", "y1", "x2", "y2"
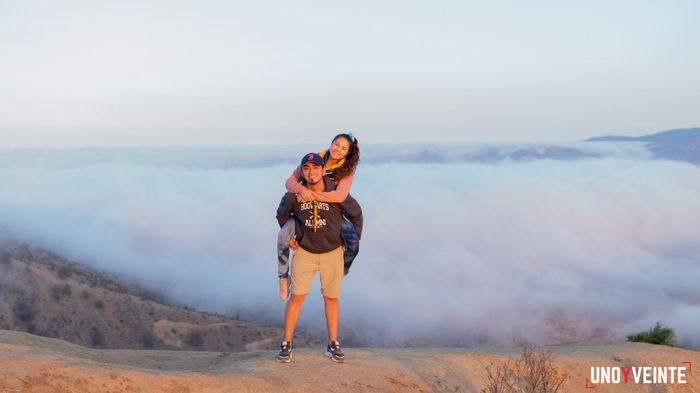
[{"x1": 275, "y1": 152, "x2": 363, "y2": 363}]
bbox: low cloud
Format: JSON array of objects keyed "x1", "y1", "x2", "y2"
[{"x1": 1, "y1": 146, "x2": 698, "y2": 347}]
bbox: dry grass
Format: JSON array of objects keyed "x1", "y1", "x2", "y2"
[{"x1": 482, "y1": 341, "x2": 568, "y2": 393}]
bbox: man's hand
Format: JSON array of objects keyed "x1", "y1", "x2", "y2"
[
  {"x1": 289, "y1": 238, "x2": 299, "y2": 250},
  {"x1": 297, "y1": 187, "x2": 315, "y2": 202}
]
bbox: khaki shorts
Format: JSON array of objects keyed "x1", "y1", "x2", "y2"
[{"x1": 290, "y1": 246, "x2": 344, "y2": 298}]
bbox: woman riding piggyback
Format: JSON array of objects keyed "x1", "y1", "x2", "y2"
[{"x1": 277, "y1": 133, "x2": 362, "y2": 300}]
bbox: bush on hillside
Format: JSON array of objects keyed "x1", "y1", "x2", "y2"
[
  {"x1": 187, "y1": 331, "x2": 205, "y2": 348},
  {"x1": 90, "y1": 327, "x2": 105, "y2": 347},
  {"x1": 142, "y1": 332, "x2": 156, "y2": 349},
  {"x1": 482, "y1": 341, "x2": 568, "y2": 393},
  {"x1": 12, "y1": 301, "x2": 35, "y2": 323},
  {"x1": 627, "y1": 322, "x2": 677, "y2": 346},
  {"x1": 57, "y1": 266, "x2": 73, "y2": 279},
  {"x1": 50, "y1": 284, "x2": 72, "y2": 301}
]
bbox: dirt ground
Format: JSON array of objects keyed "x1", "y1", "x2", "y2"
[{"x1": 0, "y1": 330, "x2": 698, "y2": 392}]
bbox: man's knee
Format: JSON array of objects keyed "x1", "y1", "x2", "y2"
[
  {"x1": 323, "y1": 296, "x2": 339, "y2": 303},
  {"x1": 289, "y1": 294, "x2": 307, "y2": 304}
]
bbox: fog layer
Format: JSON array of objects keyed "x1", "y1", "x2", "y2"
[{"x1": 1, "y1": 147, "x2": 698, "y2": 347}]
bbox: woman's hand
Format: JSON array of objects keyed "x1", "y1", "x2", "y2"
[
  {"x1": 289, "y1": 238, "x2": 299, "y2": 250},
  {"x1": 297, "y1": 187, "x2": 316, "y2": 202}
]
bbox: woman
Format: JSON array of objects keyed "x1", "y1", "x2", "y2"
[{"x1": 277, "y1": 133, "x2": 362, "y2": 300}]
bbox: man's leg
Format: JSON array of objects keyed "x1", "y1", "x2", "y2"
[
  {"x1": 322, "y1": 295, "x2": 344, "y2": 362},
  {"x1": 284, "y1": 294, "x2": 307, "y2": 342},
  {"x1": 319, "y1": 247, "x2": 346, "y2": 362},
  {"x1": 323, "y1": 296, "x2": 339, "y2": 342},
  {"x1": 319, "y1": 247, "x2": 345, "y2": 341},
  {"x1": 284, "y1": 247, "x2": 316, "y2": 342}
]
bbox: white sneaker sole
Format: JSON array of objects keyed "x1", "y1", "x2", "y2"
[
  {"x1": 276, "y1": 352, "x2": 292, "y2": 363},
  {"x1": 324, "y1": 350, "x2": 345, "y2": 363}
]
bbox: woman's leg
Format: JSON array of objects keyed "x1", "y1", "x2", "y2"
[
  {"x1": 277, "y1": 219, "x2": 295, "y2": 278},
  {"x1": 340, "y1": 219, "x2": 360, "y2": 275}
]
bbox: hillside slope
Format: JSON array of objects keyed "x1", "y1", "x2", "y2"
[{"x1": 0, "y1": 242, "x2": 317, "y2": 352}]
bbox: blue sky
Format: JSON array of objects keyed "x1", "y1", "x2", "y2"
[{"x1": 1, "y1": 0, "x2": 699, "y2": 148}]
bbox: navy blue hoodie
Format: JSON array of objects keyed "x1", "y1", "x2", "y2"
[{"x1": 276, "y1": 176, "x2": 362, "y2": 254}]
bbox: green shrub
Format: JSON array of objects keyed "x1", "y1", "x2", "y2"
[
  {"x1": 186, "y1": 331, "x2": 205, "y2": 348},
  {"x1": 51, "y1": 286, "x2": 62, "y2": 301},
  {"x1": 627, "y1": 321, "x2": 677, "y2": 346},
  {"x1": 90, "y1": 327, "x2": 105, "y2": 347},
  {"x1": 50, "y1": 284, "x2": 72, "y2": 301},
  {"x1": 12, "y1": 302, "x2": 34, "y2": 322},
  {"x1": 142, "y1": 333, "x2": 156, "y2": 349},
  {"x1": 57, "y1": 266, "x2": 73, "y2": 279}
]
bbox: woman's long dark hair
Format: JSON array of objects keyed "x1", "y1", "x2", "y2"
[{"x1": 330, "y1": 133, "x2": 359, "y2": 182}]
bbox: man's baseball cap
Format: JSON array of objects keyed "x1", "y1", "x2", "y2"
[{"x1": 301, "y1": 152, "x2": 324, "y2": 167}]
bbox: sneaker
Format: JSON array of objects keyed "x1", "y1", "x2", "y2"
[
  {"x1": 325, "y1": 341, "x2": 345, "y2": 363},
  {"x1": 276, "y1": 341, "x2": 292, "y2": 363},
  {"x1": 279, "y1": 278, "x2": 289, "y2": 301}
]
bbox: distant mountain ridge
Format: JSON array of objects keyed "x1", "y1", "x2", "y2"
[
  {"x1": 585, "y1": 127, "x2": 700, "y2": 143},
  {"x1": 0, "y1": 128, "x2": 697, "y2": 168},
  {"x1": 585, "y1": 127, "x2": 700, "y2": 164}
]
